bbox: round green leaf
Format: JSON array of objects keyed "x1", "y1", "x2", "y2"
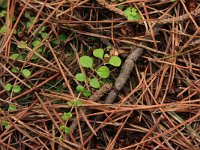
[
  {"x1": 76, "y1": 85, "x2": 84, "y2": 92},
  {"x1": 11, "y1": 67, "x2": 19, "y2": 73},
  {"x1": 59, "y1": 125, "x2": 65, "y2": 131},
  {"x1": 93, "y1": 48, "x2": 104, "y2": 59},
  {"x1": 76, "y1": 100, "x2": 82, "y2": 107},
  {"x1": 5, "y1": 83, "x2": 12, "y2": 91},
  {"x1": 90, "y1": 78, "x2": 100, "y2": 89},
  {"x1": 75, "y1": 73, "x2": 86, "y2": 82},
  {"x1": 12, "y1": 85, "x2": 21, "y2": 93},
  {"x1": 21, "y1": 69, "x2": 31, "y2": 78},
  {"x1": 9, "y1": 53, "x2": 23, "y2": 60},
  {"x1": 59, "y1": 34, "x2": 67, "y2": 42},
  {"x1": 83, "y1": 90, "x2": 91, "y2": 97},
  {"x1": 96, "y1": 66, "x2": 110, "y2": 79},
  {"x1": 67, "y1": 101, "x2": 74, "y2": 107},
  {"x1": 79, "y1": 56, "x2": 93, "y2": 68},
  {"x1": 8, "y1": 104, "x2": 16, "y2": 111},
  {"x1": 108, "y1": 56, "x2": 122, "y2": 67},
  {"x1": 32, "y1": 39, "x2": 40, "y2": 48},
  {"x1": 64, "y1": 127, "x2": 70, "y2": 134}
]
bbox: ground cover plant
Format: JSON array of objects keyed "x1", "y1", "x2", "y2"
[{"x1": 0, "y1": 0, "x2": 200, "y2": 149}]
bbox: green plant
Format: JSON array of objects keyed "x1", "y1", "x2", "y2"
[
  {"x1": 76, "y1": 47, "x2": 122, "y2": 90},
  {"x1": 59, "y1": 125, "x2": 70, "y2": 134},
  {"x1": 124, "y1": 7, "x2": 141, "y2": 20},
  {"x1": 21, "y1": 69, "x2": 31, "y2": 78},
  {"x1": 1, "y1": 121, "x2": 10, "y2": 129},
  {"x1": 4, "y1": 83, "x2": 21, "y2": 93},
  {"x1": 67, "y1": 99, "x2": 82, "y2": 107},
  {"x1": 8, "y1": 104, "x2": 16, "y2": 111},
  {"x1": 61, "y1": 112, "x2": 72, "y2": 121}
]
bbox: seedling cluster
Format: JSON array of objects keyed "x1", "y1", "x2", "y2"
[{"x1": 75, "y1": 47, "x2": 122, "y2": 97}]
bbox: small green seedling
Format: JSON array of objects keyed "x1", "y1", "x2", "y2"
[
  {"x1": 5, "y1": 83, "x2": 21, "y2": 93},
  {"x1": 76, "y1": 85, "x2": 91, "y2": 97},
  {"x1": 1, "y1": 121, "x2": 10, "y2": 129},
  {"x1": 61, "y1": 112, "x2": 72, "y2": 121},
  {"x1": 11, "y1": 67, "x2": 20, "y2": 73},
  {"x1": 59, "y1": 125, "x2": 70, "y2": 134},
  {"x1": 124, "y1": 7, "x2": 141, "y2": 20},
  {"x1": 67, "y1": 99, "x2": 82, "y2": 107}
]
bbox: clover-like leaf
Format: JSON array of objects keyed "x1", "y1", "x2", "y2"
[
  {"x1": 76, "y1": 85, "x2": 85, "y2": 92},
  {"x1": 90, "y1": 78, "x2": 100, "y2": 89},
  {"x1": 96, "y1": 66, "x2": 110, "y2": 79},
  {"x1": 21, "y1": 69, "x2": 31, "y2": 78},
  {"x1": 12, "y1": 85, "x2": 21, "y2": 93},
  {"x1": 93, "y1": 48, "x2": 104, "y2": 59},
  {"x1": 61, "y1": 112, "x2": 72, "y2": 121},
  {"x1": 5, "y1": 83, "x2": 12, "y2": 91},
  {"x1": 108, "y1": 56, "x2": 122, "y2": 67},
  {"x1": 8, "y1": 104, "x2": 16, "y2": 111},
  {"x1": 75, "y1": 73, "x2": 86, "y2": 82},
  {"x1": 79, "y1": 56, "x2": 93, "y2": 68},
  {"x1": 124, "y1": 7, "x2": 141, "y2": 20}
]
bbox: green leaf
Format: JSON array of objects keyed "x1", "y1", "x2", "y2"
[
  {"x1": 5, "y1": 83, "x2": 12, "y2": 91},
  {"x1": 59, "y1": 34, "x2": 67, "y2": 42},
  {"x1": 41, "y1": 32, "x2": 48, "y2": 39},
  {"x1": 24, "y1": 12, "x2": 31, "y2": 19},
  {"x1": 75, "y1": 73, "x2": 86, "y2": 82},
  {"x1": 52, "y1": 39, "x2": 60, "y2": 46},
  {"x1": 0, "y1": 10, "x2": 6, "y2": 17},
  {"x1": 79, "y1": 56, "x2": 93, "y2": 68},
  {"x1": 124, "y1": 7, "x2": 141, "y2": 20},
  {"x1": 59, "y1": 125, "x2": 65, "y2": 131},
  {"x1": 108, "y1": 56, "x2": 122, "y2": 67},
  {"x1": 83, "y1": 90, "x2": 91, "y2": 97},
  {"x1": 64, "y1": 127, "x2": 70, "y2": 134},
  {"x1": 39, "y1": 26, "x2": 46, "y2": 33},
  {"x1": 0, "y1": 25, "x2": 6, "y2": 33},
  {"x1": 1, "y1": 121, "x2": 10, "y2": 129},
  {"x1": 96, "y1": 66, "x2": 110, "y2": 79},
  {"x1": 61, "y1": 112, "x2": 72, "y2": 121},
  {"x1": 76, "y1": 85, "x2": 84, "y2": 92},
  {"x1": 67, "y1": 101, "x2": 74, "y2": 107},
  {"x1": 26, "y1": 21, "x2": 31, "y2": 28},
  {"x1": 76, "y1": 100, "x2": 82, "y2": 107},
  {"x1": 37, "y1": 47, "x2": 43, "y2": 53},
  {"x1": 90, "y1": 78, "x2": 100, "y2": 89},
  {"x1": 12, "y1": 85, "x2": 21, "y2": 93},
  {"x1": 11, "y1": 67, "x2": 19, "y2": 73},
  {"x1": 93, "y1": 48, "x2": 104, "y2": 59},
  {"x1": 9, "y1": 53, "x2": 22, "y2": 60},
  {"x1": 32, "y1": 39, "x2": 40, "y2": 48},
  {"x1": 117, "y1": 5, "x2": 125, "y2": 10},
  {"x1": 30, "y1": 54, "x2": 39, "y2": 60},
  {"x1": 21, "y1": 69, "x2": 31, "y2": 78},
  {"x1": 8, "y1": 104, "x2": 16, "y2": 111},
  {"x1": 17, "y1": 41, "x2": 27, "y2": 49}
]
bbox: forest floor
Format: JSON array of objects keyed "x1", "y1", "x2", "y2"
[{"x1": 0, "y1": 0, "x2": 200, "y2": 149}]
